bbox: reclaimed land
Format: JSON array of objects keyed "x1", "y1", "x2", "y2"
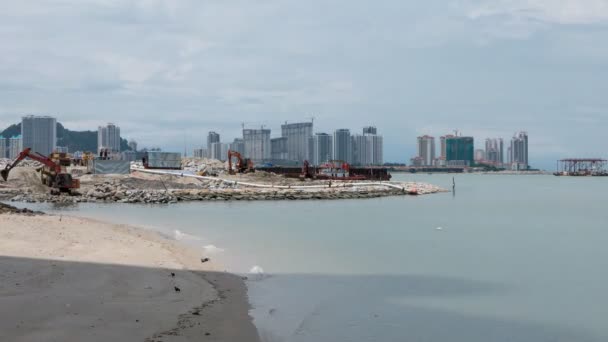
[
  {"x1": 0, "y1": 202, "x2": 259, "y2": 342},
  {"x1": 0, "y1": 167, "x2": 446, "y2": 204}
]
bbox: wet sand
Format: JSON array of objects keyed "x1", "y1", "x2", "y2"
[{"x1": 0, "y1": 212, "x2": 259, "y2": 342}]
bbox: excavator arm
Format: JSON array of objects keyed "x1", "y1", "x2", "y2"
[
  {"x1": 227, "y1": 150, "x2": 253, "y2": 174},
  {"x1": 1, "y1": 148, "x2": 61, "y2": 181}
]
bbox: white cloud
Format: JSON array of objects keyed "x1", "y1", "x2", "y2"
[
  {"x1": 466, "y1": 0, "x2": 608, "y2": 25},
  {"x1": 0, "y1": 1, "x2": 607, "y2": 165}
]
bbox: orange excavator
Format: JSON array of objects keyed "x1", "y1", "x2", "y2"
[
  {"x1": 227, "y1": 150, "x2": 254, "y2": 175},
  {"x1": 1, "y1": 148, "x2": 80, "y2": 194}
]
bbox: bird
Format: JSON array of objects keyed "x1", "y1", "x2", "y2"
[
  {"x1": 170, "y1": 272, "x2": 175, "y2": 277},
  {"x1": 201, "y1": 257, "x2": 210, "y2": 263},
  {"x1": 174, "y1": 286, "x2": 181, "y2": 292}
]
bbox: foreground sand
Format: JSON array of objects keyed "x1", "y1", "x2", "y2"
[{"x1": 0, "y1": 213, "x2": 259, "y2": 342}]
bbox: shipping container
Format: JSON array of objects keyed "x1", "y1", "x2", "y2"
[
  {"x1": 91, "y1": 160, "x2": 131, "y2": 174},
  {"x1": 145, "y1": 152, "x2": 182, "y2": 170}
]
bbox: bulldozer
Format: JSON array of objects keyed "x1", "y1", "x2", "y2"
[{"x1": 1, "y1": 148, "x2": 80, "y2": 194}]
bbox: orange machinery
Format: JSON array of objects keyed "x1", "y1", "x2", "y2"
[{"x1": 1, "y1": 148, "x2": 80, "y2": 193}]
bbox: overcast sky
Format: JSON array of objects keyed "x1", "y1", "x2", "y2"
[{"x1": 1, "y1": 1, "x2": 607, "y2": 168}]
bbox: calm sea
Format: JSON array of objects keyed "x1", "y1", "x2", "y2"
[{"x1": 11, "y1": 174, "x2": 608, "y2": 342}]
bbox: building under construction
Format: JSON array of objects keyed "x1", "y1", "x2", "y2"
[{"x1": 554, "y1": 159, "x2": 608, "y2": 176}]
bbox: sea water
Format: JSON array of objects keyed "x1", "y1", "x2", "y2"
[{"x1": 12, "y1": 174, "x2": 608, "y2": 342}]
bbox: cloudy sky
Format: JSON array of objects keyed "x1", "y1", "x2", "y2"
[{"x1": 1, "y1": 0, "x2": 607, "y2": 168}]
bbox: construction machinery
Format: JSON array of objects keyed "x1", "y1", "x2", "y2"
[
  {"x1": 227, "y1": 150, "x2": 254, "y2": 175},
  {"x1": 1, "y1": 148, "x2": 80, "y2": 194}
]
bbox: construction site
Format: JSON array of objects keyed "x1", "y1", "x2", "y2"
[
  {"x1": 0, "y1": 149, "x2": 446, "y2": 204},
  {"x1": 554, "y1": 159, "x2": 608, "y2": 176}
]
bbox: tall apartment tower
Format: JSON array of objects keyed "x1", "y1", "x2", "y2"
[
  {"x1": 9, "y1": 135, "x2": 23, "y2": 159},
  {"x1": 445, "y1": 136, "x2": 474, "y2": 166},
  {"x1": 439, "y1": 135, "x2": 455, "y2": 159},
  {"x1": 271, "y1": 137, "x2": 288, "y2": 161},
  {"x1": 510, "y1": 132, "x2": 529, "y2": 170},
  {"x1": 21, "y1": 115, "x2": 57, "y2": 156},
  {"x1": 206, "y1": 131, "x2": 220, "y2": 156},
  {"x1": 333, "y1": 129, "x2": 352, "y2": 164},
  {"x1": 281, "y1": 122, "x2": 313, "y2": 162},
  {"x1": 485, "y1": 138, "x2": 504, "y2": 165},
  {"x1": 309, "y1": 133, "x2": 333, "y2": 166},
  {"x1": 0, "y1": 135, "x2": 6, "y2": 158},
  {"x1": 98, "y1": 123, "x2": 121, "y2": 153},
  {"x1": 417, "y1": 135, "x2": 436, "y2": 166},
  {"x1": 128, "y1": 140, "x2": 138, "y2": 152},
  {"x1": 352, "y1": 129, "x2": 383, "y2": 166},
  {"x1": 363, "y1": 126, "x2": 377, "y2": 135},
  {"x1": 243, "y1": 128, "x2": 271, "y2": 162},
  {"x1": 230, "y1": 138, "x2": 245, "y2": 155}
]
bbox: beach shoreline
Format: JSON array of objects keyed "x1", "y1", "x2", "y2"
[{"x1": 0, "y1": 207, "x2": 259, "y2": 342}]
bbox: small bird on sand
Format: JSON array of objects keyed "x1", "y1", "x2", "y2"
[
  {"x1": 201, "y1": 257, "x2": 210, "y2": 263},
  {"x1": 174, "y1": 286, "x2": 181, "y2": 292},
  {"x1": 171, "y1": 272, "x2": 175, "y2": 277}
]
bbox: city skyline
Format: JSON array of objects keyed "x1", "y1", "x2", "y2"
[{"x1": 1, "y1": 2, "x2": 606, "y2": 170}]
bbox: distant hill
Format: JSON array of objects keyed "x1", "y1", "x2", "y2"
[{"x1": 1, "y1": 122, "x2": 130, "y2": 153}]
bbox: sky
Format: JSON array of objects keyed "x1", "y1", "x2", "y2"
[{"x1": 1, "y1": 0, "x2": 607, "y2": 169}]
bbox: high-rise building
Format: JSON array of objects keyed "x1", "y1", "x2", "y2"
[
  {"x1": 510, "y1": 132, "x2": 529, "y2": 170},
  {"x1": 439, "y1": 135, "x2": 454, "y2": 159},
  {"x1": 475, "y1": 149, "x2": 485, "y2": 162},
  {"x1": 128, "y1": 140, "x2": 138, "y2": 152},
  {"x1": 417, "y1": 135, "x2": 436, "y2": 166},
  {"x1": 352, "y1": 133, "x2": 383, "y2": 166},
  {"x1": 210, "y1": 142, "x2": 222, "y2": 160},
  {"x1": 243, "y1": 128, "x2": 271, "y2": 162},
  {"x1": 230, "y1": 138, "x2": 245, "y2": 155},
  {"x1": 210, "y1": 142, "x2": 230, "y2": 161},
  {"x1": 9, "y1": 135, "x2": 23, "y2": 159},
  {"x1": 333, "y1": 129, "x2": 352, "y2": 163},
  {"x1": 98, "y1": 123, "x2": 121, "y2": 153},
  {"x1": 0, "y1": 135, "x2": 7, "y2": 158},
  {"x1": 21, "y1": 115, "x2": 56, "y2": 156},
  {"x1": 193, "y1": 148, "x2": 207, "y2": 159},
  {"x1": 309, "y1": 133, "x2": 333, "y2": 166},
  {"x1": 485, "y1": 138, "x2": 504, "y2": 165},
  {"x1": 363, "y1": 126, "x2": 377, "y2": 135},
  {"x1": 207, "y1": 131, "x2": 220, "y2": 157},
  {"x1": 271, "y1": 137, "x2": 288, "y2": 161},
  {"x1": 445, "y1": 136, "x2": 474, "y2": 166},
  {"x1": 281, "y1": 122, "x2": 313, "y2": 162}
]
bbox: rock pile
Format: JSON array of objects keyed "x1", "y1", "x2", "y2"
[
  {"x1": 0, "y1": 158, "x2": 43, "y2": 169},
  {"x1": 0, "y1": 202, "x2": 43, "y2": 215},
  {"x1": 6, "y1": 181, "x2": 446, "y2": 204}
]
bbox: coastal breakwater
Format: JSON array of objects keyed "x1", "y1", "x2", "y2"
[
  {"x1": 6, "y1": 180, "x2": 446, "y2": 204},
  {"x1": 0, "y1": 167, "x2": 446, "y2": 204}
]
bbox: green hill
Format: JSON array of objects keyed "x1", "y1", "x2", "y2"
[{"x1": 1, "y1": 122, "x2": 130, "y2": 153}]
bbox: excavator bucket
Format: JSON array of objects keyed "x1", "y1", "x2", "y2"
[{"x1": 1, "y1": 169, "x2": 8, "y2": 182}]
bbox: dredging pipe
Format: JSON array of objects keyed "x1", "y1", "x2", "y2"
[{"x1": 131, "y1": 167, "x2": 413, "y2": 191}]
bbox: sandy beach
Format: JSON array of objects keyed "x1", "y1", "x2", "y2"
[{"x1": 0, "y1": 206, "x2": 259, "y2": 342}]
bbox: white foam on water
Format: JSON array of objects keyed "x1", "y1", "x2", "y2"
[
  {"x1": 174, "y1": 229, "x2": 202, "y2": 241},
  {"x1": 203, "y1": 244, "x2": 225, "y2": 254},
  {"x1": 436, "y1": 227, "x2": 443, "y2": 231},
  {"x1": 249, "y1": 265, "x2": 268, "y2": 281},
  {"x1": 250, "y1": 265, "x2": 264, "y2": 274}
]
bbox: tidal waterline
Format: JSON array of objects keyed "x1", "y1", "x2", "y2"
[{"x1": 11, "y1": 174, "x2": 608, "y2": 342}]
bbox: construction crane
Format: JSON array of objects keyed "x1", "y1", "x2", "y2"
[
  {"x1": 227, "y1": 150, "x2": 254, "y2": 175},
  {"x1": 1, "y1": 148, "x2": 80, "y2": 194}
]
